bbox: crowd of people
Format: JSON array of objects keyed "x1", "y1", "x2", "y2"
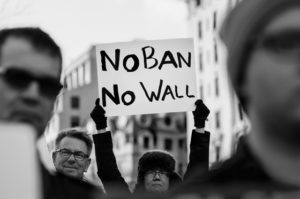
[{"x1": 1, "y1": 0, "x2": 300, "y2": 198}]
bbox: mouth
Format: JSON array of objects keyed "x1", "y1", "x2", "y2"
[
  {"x1": 151, "y1": 183, "x2": 162, "y2": 187},
  {"x1": 10, "y1": 111, "x2": 43, "y2": 127},
  {"x1": 63, "y1": 166, "x2": 78, "y2": 174},
  {"x1": 61, "y1": 167, "x2": 79, "y2": 178},
  {"x1": 63, "y1": 165, "x2": 78, "y2": 170}
]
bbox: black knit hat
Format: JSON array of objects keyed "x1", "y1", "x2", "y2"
[{"x1": 220, "y1": 0, "x2": 300, "y2": 110}]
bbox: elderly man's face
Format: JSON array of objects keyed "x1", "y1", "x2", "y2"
[
  {"x1": 0, "y1": 36, "x2": 61, "y2": 136},
  {"x1": 242, "y1": 8, "x2": 300, "y2": 131},
  {"x1": 52, "y1": 137, "x2": 91, "y2": 179},
  {"x1": 144, "y1": 170, "x2": 170, "y2": 193}
]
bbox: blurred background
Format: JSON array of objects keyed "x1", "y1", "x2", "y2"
[{"x1": 2, "y1": 0, "x2": 249, "y2": 189}]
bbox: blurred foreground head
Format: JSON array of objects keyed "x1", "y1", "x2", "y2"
[
  {"x1": 221, "y1": 0, "x2": 300, "y2": 147},
  {"x1": 0, "y1": 27, "x2": 62, "y2": 136}
]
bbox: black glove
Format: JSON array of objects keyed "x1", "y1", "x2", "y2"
[
  {"x1": 90, "y1": 98, "x2": 107, "y2": 130},
  {"x1": 193, "y1": 99, "x2": 210, "y2": 128}
]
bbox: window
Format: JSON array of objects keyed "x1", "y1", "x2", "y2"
[
  {"x1": 84, "y1": 61, "x2": 91, "y2": 84},
  {"x1": 71, "y1": 96, "x2": 80, "y2": 109},
  {"x1": 213, "y1": 11, "x2": 217, "y2": 30},
  {"x1": 143, "y1": 136, "x2": 149, "y2": 149},
  {"x1": 140, "y1": 115, "x2": 148, "y2": 125},
  {"x1": 215, "y1": 145, "x2": 221, "y2": 161},
  {"x1": 164, "y1": 116, "x2": 171, "y2": 126},
  {"x1": 198, "y1": 22, "x2": 202, "y2": 39},
  {"x1": 215, "y1": 111, "x2": 221, "y2": 129},
  {"x1": 71, "y1": 116, "x2": 80, "y2": 127},
  {"x1": 215, "y1": 76, "x2": 219, "y2": 97},
  {"x1": 164, "y1": 138, "x2": 173, "y2": 151},
  {"x1": 176, "y1": 120, "x2": 185, "y2": 132},
  {"x1": 178, "y1": 139, "x2": 185, "y2": 149},
  {"x1": 125, "y1": 134, "x2": 130, "y2": 143},
  {"x1": 196, "y1": 0, "x2": 201, "y2": 6},
  {"x1": 133, "y1": 135, "x2": 138, "y2": 145},
  {"x1": 214, "y1": 39, "x2": 218, "y2": 63},
  {"x1": 199, "y1": 52, "x2": 203, "y2": 72}
]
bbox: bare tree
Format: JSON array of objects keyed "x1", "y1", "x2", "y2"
[{"x1": 0, "y1": 0, "x2": 33, "y2": 23}]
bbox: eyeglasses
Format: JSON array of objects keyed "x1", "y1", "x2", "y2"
[
  {"x1": 254, "y1": 30, "x2": 300, "y2": 57},
  {"x1": 55, "y1": 148, "x2": 89, "y2": 161},
  {"x1": 0, "y1": 67, "x2": 62, "y2": 98},
  {"x1": 145, "y1": 170, "x2": 169, "y2": 177}
]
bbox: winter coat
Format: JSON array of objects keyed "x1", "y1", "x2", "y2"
[
  {"x1": 93, "y1": 130, "x2": 210, "y2": 196},
  {"x1": 175, "y1": 135, "x2": 299, "y2": 198},
  {"x1": 41, "y1": 161, "x2": 103, "y2": 199}
]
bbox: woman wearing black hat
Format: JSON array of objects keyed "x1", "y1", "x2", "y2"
[{"x1": 90, "y1": 99, "x2": 210, "y2": 196}]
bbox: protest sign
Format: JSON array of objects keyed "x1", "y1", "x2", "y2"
[{"x1": 95, "y1": 38, "x2": 197, "y2": 116}]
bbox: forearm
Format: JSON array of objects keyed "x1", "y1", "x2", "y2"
[
  {"x1": 93, "y1": 132, "x2": 130, "y2": 193},
  {"x1": 184, "y1": 130, "x2": 210, "y2": 180}
]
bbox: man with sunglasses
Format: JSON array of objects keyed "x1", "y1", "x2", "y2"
[
  {"x1": 0, "y1": 27, "x2": 62, "y2": 135},
  {"x1": 0, "y1": 27, "x2": 101, "y2": 199},
  {"x1": 175, "y1": 0, "x2": 300, "y2": 198},
  {"x1": 52, "y1": 129, "x2": 92, "y2": 180}
]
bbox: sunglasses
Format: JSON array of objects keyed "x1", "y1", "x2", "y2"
[{"x1": 0, "y1": 67, "x2": 62, "y2": 98}]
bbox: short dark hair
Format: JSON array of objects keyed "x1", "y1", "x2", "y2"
[
  {"x1": 0, "y1": 27, "x2": 62, "y2": 69},
  {"x1": 55, "y1": 128, "x2": 93, "y2": 156}
]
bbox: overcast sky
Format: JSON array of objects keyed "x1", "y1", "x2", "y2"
[{"x1": 1, "y1": 0, "x2": 188, "y2": 67}]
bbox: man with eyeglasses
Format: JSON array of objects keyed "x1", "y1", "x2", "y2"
[
  {"x1": 0, "y1": 27, "x2": 101, "y2": 199},
  {"x1": 175, "y1": 0, "x2": 300, "y2": 198},
  {"x1": 52, "y1": 129, "x2": 92, "y2": 180}
]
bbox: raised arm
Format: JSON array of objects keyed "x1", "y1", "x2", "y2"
[
  {"x1": 90, "y1": 98, "x2": 130, "y2": 194},
  {"x1": 184, "y1": 99, "x2": 210, "y2": 181}
]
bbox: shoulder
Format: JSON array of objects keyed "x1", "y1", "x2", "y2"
[{"x1": 44, "y1": 170, "x2": 103, "y2": 199}]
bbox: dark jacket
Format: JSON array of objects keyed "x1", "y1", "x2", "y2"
[
  {"x1": 41, "y1": 162, "x2": 103, "y2": 199},
  {"x1": 176, "y1": 135, "x2": 299, "y2": 198},
  {"x1": 93, "y1": 130, "x2": 210, "y2": 196}
]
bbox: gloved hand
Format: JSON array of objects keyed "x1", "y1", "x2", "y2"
[
  {"x1": 193, "y1": 99, "x2": 210, "y2": 128},
  {"x1": 90, "y1": 98, "x2": 107, "y2": 130}
]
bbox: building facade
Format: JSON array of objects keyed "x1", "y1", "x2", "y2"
[{"x1": 186, "y1": 0, "x2": 249, "y2": 165}]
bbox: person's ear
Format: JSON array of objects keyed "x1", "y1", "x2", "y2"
[
  {"x1": 52, "y1": 152, "x2": 57, "y2": 161},
  {"x1": 84, "y1": 158, "x2": 91, "y2": 172}
]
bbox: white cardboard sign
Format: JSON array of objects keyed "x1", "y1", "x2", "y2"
[{"x1": 95, "y1": 38, "x2": 197, "y2": 116}]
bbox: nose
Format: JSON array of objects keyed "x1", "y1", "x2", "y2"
[
  {"x1": 67, "y1": 154, "x2": 76, "y2": 162},
  {"x1": 153, "y1": 172, "x2": 161, "y2": 180},
  {"x1": 20, "y1": 81, "x2": 41, "y2": 105}
]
